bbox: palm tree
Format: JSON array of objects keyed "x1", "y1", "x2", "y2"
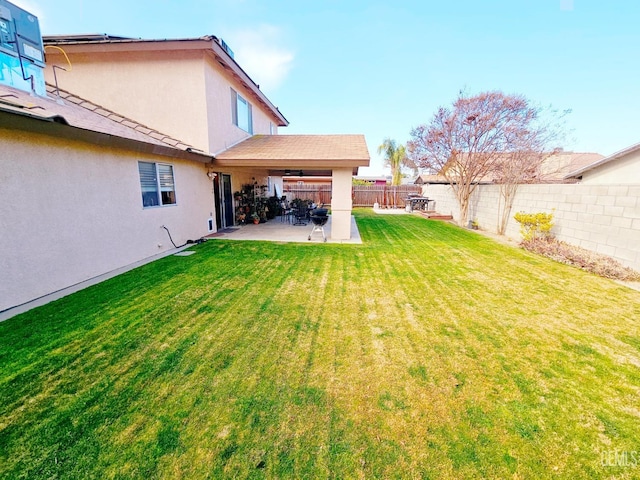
[{"x1": 377, "y1": 138, "x2": 414, "y2": 186}]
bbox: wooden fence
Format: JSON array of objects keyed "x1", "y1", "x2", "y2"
[
  {"x1": 282, "y1": 185, "x2": 332, "y2": 205},
  {"x1": 283, "y1": 185, "x2": 422, "y2": 207}
]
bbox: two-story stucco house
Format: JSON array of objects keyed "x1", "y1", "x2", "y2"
[
  {"x1": 0, "y1": 0, "x2": 368, "y2": 316},
  {"x1": 42, "y1": 34, "x2": 369, "y2": 237}
]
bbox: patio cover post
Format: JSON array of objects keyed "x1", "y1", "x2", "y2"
[{"x1": 331, "y1": 167, "x2": 353, "y2": 240}]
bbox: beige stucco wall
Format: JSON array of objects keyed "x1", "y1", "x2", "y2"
[
  {"x1": 45, "y1": 48, "x2": 278, "y2": 155},
  {"x1": 213, "y1": 167, "x2": 270, "y2": 197},
  {"x1": 331, "y1": 168, "x2": 354, "y2": 240},
  {"x1": 45, "y1": 50, "x2": 211, "y2": 151},
  {"x1": 202, "y1": 55, "x2": 276, "y2": 154},
  {"x1": 0, "y1": 128, "x2": 215, "y2": 312},
  {"x1": 422, "y1": 182, "x2": 640, "y2": 272},
  {"x1": 581, "y1": 149, "x2": 640, "y2": 184}
]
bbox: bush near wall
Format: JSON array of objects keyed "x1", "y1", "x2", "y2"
[
  {"x1": 422, "y1": 183, "x2": 640, "y2": 273},
  {"x1": 513, "y1": 212, "x2": 554, "y2": 240}
]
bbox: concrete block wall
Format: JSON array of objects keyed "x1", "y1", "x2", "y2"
[{"x1": 422, "y1": 183, "x2": 640, "y2": 272}]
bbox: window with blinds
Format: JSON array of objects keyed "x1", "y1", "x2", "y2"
[{"x1": 138, "y1": 162, "x2": 176, "y2": 207}]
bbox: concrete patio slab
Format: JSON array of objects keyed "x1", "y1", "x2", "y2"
[{"x1": 206, "y1": 215, "x2": 362, "y2": 244}]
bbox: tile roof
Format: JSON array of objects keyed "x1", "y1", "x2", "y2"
[
  {"x1": 216, "y1": 134, "x2": 370, "y2": 162},
  {"x1": 43, "y1": 84, "x2": 198, "y2": 150},
  {"x1": 540, "y1": 152, "x2": 605, "y2": 182},
  {"x1": 0, "y1": 83, "x2": 201, "y2": 155}
]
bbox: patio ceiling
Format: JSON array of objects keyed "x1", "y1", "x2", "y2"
[{"x1": 214, "y1": 134, "x2": 370, "y2": 175}]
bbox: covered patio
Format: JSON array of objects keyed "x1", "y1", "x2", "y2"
[
  {"x1": 214, "y1": 134, "x2": 370, "y2": 241},
  {"x1": 206, "y1": 214, "x2": 362, "y2": 244}
]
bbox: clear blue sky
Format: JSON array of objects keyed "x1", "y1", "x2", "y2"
[{"x1": 17, "y1": 0, "x2": 640, "y2": 175}]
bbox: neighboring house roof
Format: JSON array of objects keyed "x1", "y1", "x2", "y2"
[
  {"x1": 43, "y1": 34, "x2": 289, "y2": 127},
  {"x1": 419, "y1": 152, "x2": 604, "y2": 184},
  {"x1": 540, "y1": 152, "x2": 604, "y2": 182},
  {"x1": 402, "y1": 176, "x2": 423, "y2": 185},
  {"x1": 0, "y1": 83, "x2": 211, "y2": 162},
  {"x1": 564, "y1": 142, "x2": 640, "y2": 179},
  {"x1": 417, "y1": 174, "x2": 453, "y2": 184},
  {"x1": 215, "y1": 134, "x2": 370, "y2": 175}
]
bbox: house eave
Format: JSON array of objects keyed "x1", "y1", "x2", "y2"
[{"x1": 214, "y1": 158, "x2": 361, "y2": 176}]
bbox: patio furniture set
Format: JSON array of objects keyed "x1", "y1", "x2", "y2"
[{"x1": 280, "y1": 198, "x2": 329, "y2": 242}]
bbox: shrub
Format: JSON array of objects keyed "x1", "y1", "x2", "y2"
[
  {"x1": 514, "y1": 212, "x2": 554, "y2": 241},
  {"x1": 521, "y1": 237, "x2": 640, "y2": 281}
]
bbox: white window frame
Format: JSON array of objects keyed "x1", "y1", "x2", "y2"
[
  {"x1": 138, "y1": 161, "x2": 177, "y2": 208},
  {"x1": 231, "y1": 88, "x2": 253, "y2": 134}
]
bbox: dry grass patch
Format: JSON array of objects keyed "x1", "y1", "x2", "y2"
[{"x1": 522, "y1": 237, "x2": 640, "y2": 281}]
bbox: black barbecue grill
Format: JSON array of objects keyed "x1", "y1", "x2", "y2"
[{"x1": 308, "y1": 208, "x2": 329, "y2": 242}]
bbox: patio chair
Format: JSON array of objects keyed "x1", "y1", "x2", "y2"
[
  {"x1": 293, "y1": 206, "x2": 308, "y2": 225},
  {"x1": 280, "y1": 199, "x2": 293, "y2": 223}
]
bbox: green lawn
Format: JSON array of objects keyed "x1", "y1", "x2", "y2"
[{"x1": 1, "y1": 210, "x2": 639, "y2": 479}]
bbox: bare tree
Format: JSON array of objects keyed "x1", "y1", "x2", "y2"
[
  {"x1": 493, "y1": 150, "x2": 561, "y2": 235},
  {"x1": 492, "y1": 108, "x2": 567, "y2": 234},
  {"x1": 494, "y1": 151, "x2": 542, "y2": 235},
  {"x1": 408, "y1": 91, "x2": 564, "y2": 229}
]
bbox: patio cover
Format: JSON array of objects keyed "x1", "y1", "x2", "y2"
[
  {"x1": 214, "y1": 134, "x2": 369, "y2": 175},
  {"x1": 215, "y1": 134, "x2": 370, "y2": 240}
]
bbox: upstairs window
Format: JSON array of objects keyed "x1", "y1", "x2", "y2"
[
  {"x1": 138, "y1": 161, "x2": 176, "y2": 207},
  {"x1": 231, "y1": 88, "x2": 253, "y2": 134}
]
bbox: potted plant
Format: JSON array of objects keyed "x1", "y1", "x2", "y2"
[
  {"x1": 250, "y1": 212, "x2": 260, "y2": 224},
  {"x1": 266, "y1": 195, "x2": 282, "y2": 219}
]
